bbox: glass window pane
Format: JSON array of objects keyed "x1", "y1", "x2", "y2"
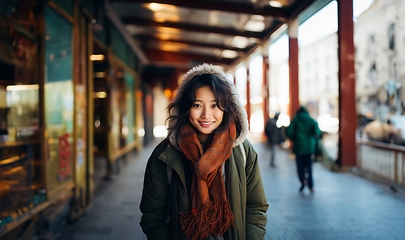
[{"x1": 44, "y1": 6, "x2": 74, "y2": 191}]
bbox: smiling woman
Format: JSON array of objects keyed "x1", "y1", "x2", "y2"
[{"x1": 139, "y1": 63, "x2": 268, "y2": 240}]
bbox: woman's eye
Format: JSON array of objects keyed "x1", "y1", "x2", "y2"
[
  {"x1": 193, "y1": 103, "x2": 201, "y2": 108},
  {"x1": 212, "y1": 104, "x2": 218, "y2": 108}
]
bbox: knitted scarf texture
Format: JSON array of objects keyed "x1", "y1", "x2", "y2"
[{"x1": 178, "y1": 123, "x2": 236, "y2": 240}]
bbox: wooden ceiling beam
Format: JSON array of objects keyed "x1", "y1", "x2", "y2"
[
  {"x1": 136, "y1": 35, "x2": 248, "y2": 54},
  {"x1": 143, "y1": 49, "x2": 235, "y2": 66},
  {"x1": 122, "y1": 17, "x2": 264, "y2": 39},
  {"x1": 114, "y1": 0, "x2": 289, "y2": 19},
  {"x1": 228, "y1": 21, "x2": 285, "y2": 69}
]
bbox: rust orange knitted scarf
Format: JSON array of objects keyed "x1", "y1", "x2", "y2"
[{"x1": 178, "y1": 122, "x2": 236, "y2": 240}]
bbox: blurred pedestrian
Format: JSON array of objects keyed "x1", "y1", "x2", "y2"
[
  {"x1": 264, "y1": 112, "x2": 283, "y2": 167},
  {"x1": 285, "y1": 105, "x2": 321, "y2": 193},
  {"x1": 139, "y1": 63, "x2": 268, "y2": 240}
]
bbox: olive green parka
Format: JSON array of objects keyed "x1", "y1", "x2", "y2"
[{"x1": 139, "y1": 64, "x2": 268, "y2": 240}]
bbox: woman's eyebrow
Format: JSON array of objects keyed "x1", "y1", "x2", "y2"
[{"x1": 194, "y1": 99, "x2": 217, "y2": 102}]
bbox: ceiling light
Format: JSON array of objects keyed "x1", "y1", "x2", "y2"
[
  {"x1": 160, "y1": 44, "x2": 181, "y2": 52},
  {"x1": 164, "y1": 88, "x2": 172, "y2": 98},
  {"x1": 155, "y1": 26, "x2": 180, "y2": 34},
  {"x1": 231, "y1": 36, "x2": 249, "y2": 48},
  {"x1": 90, "y1": 54, "x2": 105, "y2": 61},
  {"x1": 94, "y1": 72, "x2": 105, "y2": 78},
  {"x1": 148, "y1": 3, "x2": 177, "y2": 12},
  {"x1": 154, "y1": 12, "x2": 180, "y2": 22},
  {"x1": 269, "y1": 1, "x2": 283, "y2": 8},
  {"x1": 6, "y1": 84, "x2": 39, "y2": 91},
  {"x1": 148, "y1": 3, "x2": 164, "y2": 11},
  {"x1": 244, "y1": 20, "x2": 265, "y2": 31},
  {"x1": 93, "y1": 91, "x2": 107, "y2": 98},
  {"x1": 222, "y1": 50, "x2": 238, "y2": 58}
]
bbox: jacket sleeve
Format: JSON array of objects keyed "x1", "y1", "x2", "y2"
[
  {"x1": 285, "y1": 119, "x2": 295, "y2": 140},
  {"x1": 313, "y1": 121, "x2": 322, "y2": 138},
  {"x1": 244, "y1": 141, "x2": 269, "y2": 239},
  {"x1": 139, "y1": 149, "x2": 171, "y2": 240}
]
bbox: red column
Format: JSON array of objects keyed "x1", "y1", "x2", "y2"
[
  {"x1": 337, "y1": 0, "x2": 357, "y2": 167},
  {"x1": 262, "y1": 54, "x2": 270, "y2": 123},
  {"x1": 288, "y1": 19, "x2": 299, "y2": 117},
  {"x1": 246, "y1": 66, "x2": 251, "y2": 130}
]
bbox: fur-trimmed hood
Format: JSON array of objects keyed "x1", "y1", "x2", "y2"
[{"x1": 167, "y1": 63, "x2": 249, "y2": 148}]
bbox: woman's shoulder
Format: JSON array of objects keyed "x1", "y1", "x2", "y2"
[
  {"x1": 151, "y1": 138, "x2": 169, "y2": 152},
  {"x1": 234, "y1": 139, "x2": 257, "y2": 160},
  {"x1": 240, "y1": 138, "x2": 253, "y2": 149},
  {"x1": 147, "y1": 138, "x2": 172, "y2": 163},
  {"x1": 148, "y1": 138, "x2": 184, "y2": 169}
]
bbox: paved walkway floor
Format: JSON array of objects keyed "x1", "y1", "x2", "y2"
[{"x1": 54, "y1": 135, "x2": 405, "y2": 240}]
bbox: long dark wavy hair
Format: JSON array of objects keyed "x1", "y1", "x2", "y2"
[{"x1": 166, "y1": 74, "x2": 241, "y2": 139}]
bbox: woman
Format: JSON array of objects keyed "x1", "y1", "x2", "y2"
[{"x1": 139, "y1": 63, "x2": 268, "y2": 240}]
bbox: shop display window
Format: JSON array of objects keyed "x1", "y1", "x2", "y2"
[
  {"x1": 5, "y1": 85, "x2": 40, "y2": 143},
  {"x1": 1, "y1": 1, "x2": 39, "y2": 144},
  {"x1": 44, "y1": 5, "x2": 74, "y2": 192},
  {"x1": 124, "y1": 72, "x2": 136, "y2": 145},
  {"x1": 110, "y1": 68, "x2": 136, "y2": 153},
  {"x1": 0, "y1": 2, "x2": 45, "y2": 227}
]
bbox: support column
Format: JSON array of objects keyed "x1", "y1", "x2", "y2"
[
  {"x1": 288, "y1": 18, "x2": 299, "y2": 117},
  {"x1": 232, "y1": 70, "x2": 236, "y2": 85},
  {"x1": 337, "y1": 0, "x2": 357, "y2": 167},
  {"x1": 246, "y1": 62, "x2": 251, "y2": 130},
  {"x1": 262, "y1": 44, "x2": 270, "y2": 126}
]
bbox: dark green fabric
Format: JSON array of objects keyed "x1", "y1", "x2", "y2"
[
  {"x1": 139, "y1": 139, "x2": 268, "y2": 240},
  {"x1": 285, "y1": 108, "x2": 321, "y2": 155}
]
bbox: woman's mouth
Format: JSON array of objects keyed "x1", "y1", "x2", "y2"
[{"x1": 199, "y1": 121, "x2": 214, "y2": 127}]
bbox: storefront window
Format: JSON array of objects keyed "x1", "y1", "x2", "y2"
[
  {"x1": 0, "y1": 1, "x2": 44, "y2": 227},
  {"x1": 44, "y1": 5, "x2": 74, "y2": 191},
  {"x1": 124, "y1": 72, "x2": 135, "y2": 144},
  {"x1": 6, "y1": 85, "x2": 40, "y2": 142}
]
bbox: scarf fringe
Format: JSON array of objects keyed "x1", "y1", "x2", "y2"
[{"x1": 180, "y1": 200, "x2": 234, "y2": 240}]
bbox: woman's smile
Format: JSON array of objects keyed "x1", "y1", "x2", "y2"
[{"x1": 199, "y1": 121, "x2": 215, "y2": 127}]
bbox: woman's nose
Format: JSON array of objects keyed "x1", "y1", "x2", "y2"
[{"x1": 201, "y1": 108, "x2": 211, "y2": 118}]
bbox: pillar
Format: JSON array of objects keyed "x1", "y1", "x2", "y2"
[
  {"x1": 288, "y1": 18, "x2": 299, "y2": 117},
  {"x1": 337, "y1": 0, "x2": 357, "y2": 167},
  {"x1": 246, "y1": 61, "x2": 251, "y2": 130},
  {"x1": 262, "y1": 44, "x2": 270, "y2": 130}
]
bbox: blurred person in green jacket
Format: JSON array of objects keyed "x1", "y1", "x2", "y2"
[
  {"x1": 286, "y1": 106, "x2": 321, "y2": 193},
  {"x1": 139, "y1": 63, "x2": 268, "y2": 240}
]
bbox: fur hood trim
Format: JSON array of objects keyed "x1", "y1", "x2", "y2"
[{"x1": 168, "y1": 63, "x2": 248, "y2": 147}]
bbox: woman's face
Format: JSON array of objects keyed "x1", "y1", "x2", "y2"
[{"x1": 189, "y1": 86, "x2": 224, "y2": 139}]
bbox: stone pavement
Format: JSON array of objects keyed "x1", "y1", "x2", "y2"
[{"x1": 54, "y1": 134, "x2": 405, "y2": 240}]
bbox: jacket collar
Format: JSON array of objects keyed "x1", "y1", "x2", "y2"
[{"x1": 157, "y1": 145, "x2": 187, "y2": 187}]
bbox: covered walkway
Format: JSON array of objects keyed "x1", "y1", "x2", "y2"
[{"x1": 54, "y1": 135, "x2": 405, "y2": 240}]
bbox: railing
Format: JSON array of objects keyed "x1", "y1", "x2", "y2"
[{"x1": 356, "y1": 139, "x2": 405, "y2": 187}]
